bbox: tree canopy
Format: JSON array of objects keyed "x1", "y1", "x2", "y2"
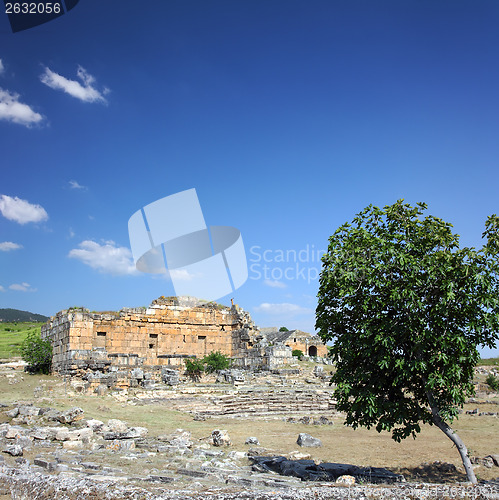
[
  {"x1": 21, "y1": 331, "x2": 52, "y2": 374},
  {"x1": 316, "y1": 200, "x2": 499, "y2": 483}
]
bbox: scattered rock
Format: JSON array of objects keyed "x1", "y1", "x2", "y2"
[
  {"x1": 58, "y1": 407, "x2": 84, "y2": 424},
  {"x1": 296, "y1": 433, "x2": 322, "y2": 448},
  {"x1": 105, "y1": 439, "x2": 135, "y2": 451},
  {"x1": 5, "y1": 408, "x2": 19, "y2": 418},
  {"x1": 18, "y1": 405, "x2": 41, "y2": 417},
  {"x1": 5, "y1": 427, "x2": 23, "y2": 439},
  {"x1": 158, "y1": 429, "x2": 192, "y2": 448},
  {"x1": 336, "y1": 475, "x2": 356, "y2": 485},
  {"x1": 212, "y1": 429, "x2": 231, "y2": 447},
  {"x1": 62, "y1": 440, "x2": 84, "y2": 450},
  {"x1": 107, "y1": 419, "x2": 128, "y2": 433},
  {"x1": 161, "y1": 368, "x2": 179, "y2": 386},
  {"x1": 86, "y1": 419, "x2": 104, "y2": 432},
  {"x1": 94, "y1": 384, "x2": 108, "y2": 396},
  {"x1": 2, "y1": 444, "x2": 23, "y2": 456},
  {"x1": 245, "y1": 437, "x2": 259, "y2": 445}
]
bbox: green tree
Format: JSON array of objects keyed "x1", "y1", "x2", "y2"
[
  {"x1": 184, "y1": 357, "x2": 205, "y2": 381},
  {"x1": 292, "y1": 349, "x2": 304, "y2": 359},
  {"x1": 316, "y1": 201, "x2": 499, "y2": 484},
  {"x1": 279, "y1": 326, "x2": 289, "y2": 332},
  {"x1": 21, "y1": 331, "x2": 52, "y2": 374},
  {"x1": 203, "y1": 351, "x2": 230, "y2": 373},
  {"x1": 485, "y1": 373, "x2": 499, "y2": 391}
]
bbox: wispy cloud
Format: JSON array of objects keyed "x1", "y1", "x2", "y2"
[
  {"x1": 0, "y1": 195, "x2": 48, "y2": 225},
  {"x1": 170, "y1": 269, "x2": 197, "y2": 281},
  {"x1": 264, "y1": 279, "x2": 287, "y2": 289},
  {"x1": 69, "y1": 180, "x2": 86, "y2": 190},
  {"x1": 0, "y1": 241, "x2": 23, "y2": 252},
  {"x1": 0, "y1": 285, "x2": 5, "y2": 292},
  {"x1": 9, "y1": 282, "x2": 36, "y2": 292},
  {"x1": 40, "y1": 66, "x2": 109, "y2": 104},
  {"x1": 68, "y1": 240, "x2": 138, "y2": 276},
  {"x1": 0, "y1": 59, "x2": 4, "y2": 75},
  {"x1": 0, "y1": 88, "x2": 43, "y2": 127},
  {"x1": 68, "y1": 227, "x2": 75, "y2": 238},
  {"x1": 254, "y1": 302, "x2": 314, "y2": 315}
]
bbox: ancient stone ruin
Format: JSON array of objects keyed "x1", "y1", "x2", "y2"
[{"x1": 41, "y1": 296, "x2": 327, "y2": 390}]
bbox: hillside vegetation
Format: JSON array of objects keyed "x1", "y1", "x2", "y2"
[{"x1": 0, "y1": 308, "x2": 48, "y2": 323}]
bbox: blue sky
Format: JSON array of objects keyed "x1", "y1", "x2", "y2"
[{"x1": 0, "y1": 1, "x2": 498, "y2": 357}]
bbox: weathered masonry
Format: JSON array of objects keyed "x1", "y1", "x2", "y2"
[{"x1": 41, "y1": 296, "x2": 327, "y2": 388}]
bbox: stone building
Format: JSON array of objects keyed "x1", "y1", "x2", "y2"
[
  {"x1": 41, "y1": 296, "x2": 327, "y2": 389},
  {"x1": 260, "y1": 327, "x2": 328, "y2": 358}
]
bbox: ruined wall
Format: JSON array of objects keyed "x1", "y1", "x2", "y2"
[
  {"x1": 41, "y1": 297, "x2": 263, "y2": 383},
  {"x1": 41, "y1": 297, "x2": 328, "y2": 391},
  {"x1": 282, "y1": 330, "x2": 328, "y2": 358}
]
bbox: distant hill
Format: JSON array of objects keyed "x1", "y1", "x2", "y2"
[{"x1": 0, "y1": 308, "x2": 48, "y2": 323}]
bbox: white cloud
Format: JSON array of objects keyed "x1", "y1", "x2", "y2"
[
  {"x1": 0, "y1": 241, "x2": 23, "y2": 252},
  {"x1": 264, "y1": 279, "x2": 287, "y2": 289},
  {"x1": 170, "y1": 269, "x2": 197, "y2": 281},
  {"x1": 0, "y1": 59, "x2": 4, "y2": 74},
  {"x1": 9, "y1": 282, "x2": 36, "y2": 292},
  {"x1": 0, "y1": 88, "x2": 43, "y2": 127},
  {"x1": 69, "y1": 180, "x2": 86, "y2": 190},
  {"x1": 0, "y1": 195, "x2": 48, "y2": 225},
  {"x1": 254, "y1": 302, "x2": 314, "y2": 315},
  {"x1": 68, "y1": 240, "x2": 138, "y2": 276},
  {"x1": 40, "y1": 66, "x2": 108, "y2": 103},
  {"x1": 0, "y1": 285, "x2": 5, "y2": 292},
  {"x1": 69, "y1": 227, "x2": 75, "y2": 238}
]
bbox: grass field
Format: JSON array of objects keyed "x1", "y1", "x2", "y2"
[
  {"x1": 478, "y1": 356, "x2": 499, "y2": 366},
  {"x1": 0, "y1": 322, "x2": 43, "y2": 359}
]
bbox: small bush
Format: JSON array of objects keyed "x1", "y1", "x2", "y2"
[
  {"x1": 203, "y1": 351, "x2": 230, "y2": 373},
  {"x1": 279, "y1": 326, "x2": 289, "y2": 332},
  {"x1": 185, "y1": 358, "x2": 205, "y2": 381},
  {"x1": 292, "y1": 349, "x2": 304, "y2": 359},
  {"x1": 21, "y1": 331, "x2": 52, "y2": 374},
  {"x1": 486, "y1": 373, "x2": 499, "y2": 391}
]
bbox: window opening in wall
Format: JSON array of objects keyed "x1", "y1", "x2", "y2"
[
  {"x1": 97, "y1": 332, "x2": 106, "y2": 337},
  {"x1": 198, "y1": 335, "x2": 206, "y2": 341},
  {"x1": 149, "y1": 344, "x2": 154, "y2": 349},
  {"x1": 149, "y1": 333, "x2": 158, "y2": 339},
  {"x1": 183, "y1": 335, "x2": 186, "y2": 343}
]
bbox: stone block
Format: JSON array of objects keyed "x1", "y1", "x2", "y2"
[
  {"x1": 2, "y1": 444, "x2": 23, "y2": 456},
  {"x1": 296, "y1": 433, "x2": 322, "y2": 448},
  {"x1": 107, "y1": 419, "x2": 128, "y2": 433},
  {"x1": 62, "y1": 440, "x2": 84, "y2": 450},
  {"x1": 212, "y1": 429, "x2": 231, "y2": 447}
]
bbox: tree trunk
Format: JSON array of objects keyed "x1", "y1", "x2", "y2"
[{"x1": 426, "y1": 391, "x2": 477, "y2": 484}]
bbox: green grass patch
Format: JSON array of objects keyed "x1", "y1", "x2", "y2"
[
  {"x1": 0, "y1": 322, "x2": 43, "y2": 359},
  {"x1": 478, "y1": 357, "x2": 499, "y2": 366}
]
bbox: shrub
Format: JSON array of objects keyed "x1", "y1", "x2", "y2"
[
  {"x1": 185, "y1": 357, "x2": 205, "y2": 381},
  {"x1": 486, "y1": 373, "x2": 499, "y2": 391},
  {"x1": 292, "y1": 349, "x2": 304, "y2": 359},
  {"x1": 203, "y1": 351, "x2": 230, "y2": 373},
  {"x1": 21, "y1": 331, "x2": 52, "y2": 374},
  {"x1": 279, "y1": 326, "x2": 289, "y2": 332}
]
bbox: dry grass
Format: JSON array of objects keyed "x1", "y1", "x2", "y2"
[{"x1": 0, "y1": 369, "x2": 498, "y2": 483}]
